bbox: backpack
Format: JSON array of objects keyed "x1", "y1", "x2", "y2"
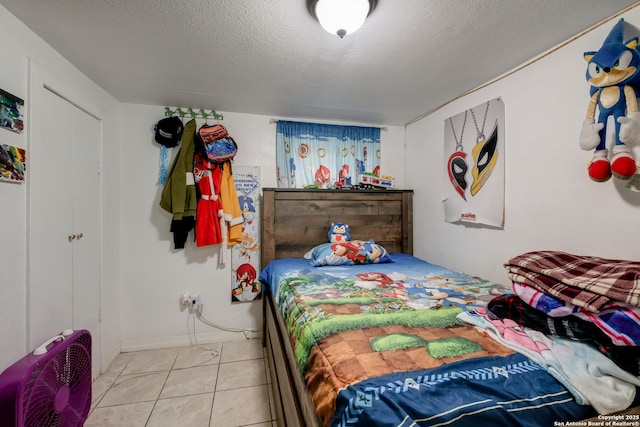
[{"x1": 196, "y1": 124, "x2": 238, "y2": 165}]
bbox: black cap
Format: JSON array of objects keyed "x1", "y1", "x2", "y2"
[{"x1": 155, "y1": 117, "x2": 184, "y2": 147}]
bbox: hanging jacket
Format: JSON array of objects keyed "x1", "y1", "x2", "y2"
[
  {"x1": 219, "y1": 162, "x2": 243, "y2": 246},
  {"x1": 193, "y1": 151, "x2": 223, "y2": 247},
  {"x1": 160, "y1": 119, "x2": 197, "y2": 248},
  {"x1": 159, "y1": 119, "x2": 197, "y2": 218}
]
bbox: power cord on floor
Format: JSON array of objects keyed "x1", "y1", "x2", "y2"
[
  {"x1": 186, "y1": 310, "x2": 219, "y2": 359},
  {"x1": 185, "y1": 303, "x2": 259, "y2": 342},
  {"x1": 195, "y1": 303, "x2": 259, "y2": 339}
]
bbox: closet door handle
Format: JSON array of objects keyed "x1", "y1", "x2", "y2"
[{"x1": 68, "y1": 233, "x2": 84, "y2": 242}]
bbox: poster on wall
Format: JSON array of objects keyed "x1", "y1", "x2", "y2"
[
  {"x1": 231, "y1": 165, "x2": 262, "y2": 303},
  {"x1": 0, "y1": 144, "x2": 26, "y2": 183},
  {"x1": 0, "y1": 89, "x2": 25, "y2": 133},
  {"x1": 442, "y1": 97, "x2": 504, "y2": 227}
]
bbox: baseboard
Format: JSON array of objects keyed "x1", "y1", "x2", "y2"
[{"x1": 120, "y1": 329, "x2": 263, "y2": 352}]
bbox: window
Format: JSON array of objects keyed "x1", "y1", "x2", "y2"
[{"x1": 276, "y1": 120, "x2": 381, "y2": 188}]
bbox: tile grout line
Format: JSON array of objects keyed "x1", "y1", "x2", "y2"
[
  {"x1": 89, "y1": 340, "x2": 271, "y2": 426},
  {"x1": 143, "y1": 352, "x2": 178, "y2": 427},
  {"x1": 89, "y1": 353, "x2": 132, "y2": 414},
  {"x1": 209, "y1": 342, "x2": 224, "y2": 427}
]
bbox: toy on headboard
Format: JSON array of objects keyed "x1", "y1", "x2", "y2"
[
  {"x1": 328, "y1": 222, "x2": 350, "y2": 243},
  {"x1": 580, "y1": 18, "x2": 640, "y2": 182}
]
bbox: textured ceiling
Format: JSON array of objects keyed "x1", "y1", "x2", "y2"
[{"x1": 1, "y1": 0, "x2": 638, "y2": 125}]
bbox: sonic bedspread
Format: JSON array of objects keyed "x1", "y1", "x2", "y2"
[{"x1": 259, "y1": 253, "x2": 596, "y2": 427}]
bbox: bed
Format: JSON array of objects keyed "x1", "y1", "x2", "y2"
[{"x1": 259, "y1": 188, "x2": 639, "y2": 427}]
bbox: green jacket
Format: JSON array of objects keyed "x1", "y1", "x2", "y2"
[{"x1": 159, "y1": 119, "x2": 197, "y2": 219}]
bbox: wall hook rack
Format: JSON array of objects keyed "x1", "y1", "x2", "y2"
[{"x1": 164, "y1": 107, "x2": 223, "y2": 121}]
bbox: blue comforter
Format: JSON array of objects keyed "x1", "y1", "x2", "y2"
[{"x1": 260, "y1": 254, "x2": 597, "y2": 426}]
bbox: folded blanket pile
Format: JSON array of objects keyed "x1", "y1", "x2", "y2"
[
  {"x1": 487, "y1": 294, "x2": 640, "y2": 375},
  {"x1": 458, "y1": 308, "x2": 640, "y2": 414},
  {"x1": 504, "y1": 250, "x2": 640, "y2": 312},
  {"x1": 511, "y1": 282, "x2": 640, "y2": 346},
  {"x1": 457, "y1": 250, "x2": 640, "y2": 415}
]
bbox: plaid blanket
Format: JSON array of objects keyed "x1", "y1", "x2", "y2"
[
  {"x1": 512, "y1": 282, "x2": 640, "y2": 346},
  {"x1": 504, "y1": 251, "x2": 640, "y2": 312}
]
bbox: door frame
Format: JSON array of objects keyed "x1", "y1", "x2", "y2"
[{"x1": 27, "y1": 58, "x2": 104, "y2": 377}]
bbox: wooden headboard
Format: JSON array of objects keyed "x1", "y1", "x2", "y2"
[{"x1": 260, "y1": 188, "x2": 413, "y2": 267}]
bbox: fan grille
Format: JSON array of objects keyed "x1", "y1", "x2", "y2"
[{"x1": 20, "y1": 333, "x2": 92, "y2": 427}]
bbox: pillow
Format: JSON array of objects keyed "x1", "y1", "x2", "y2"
[{"x1": 303, "y1": 239, "x2": 393, "y2": 267}]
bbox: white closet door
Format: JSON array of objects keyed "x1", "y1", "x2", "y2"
[
  {"x1": 71, "y1": 101, "x2": 102, "y2": 379},
  {"x1": 28, "y1": 84, "x2": 102, "y2": 378},
  {"x1": 28, "y1": 88, "x2": 74, "y2": 347}
]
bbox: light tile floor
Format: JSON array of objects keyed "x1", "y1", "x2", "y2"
[{"x1": 86, "y1": 338, "x2": 276, "y2": 427}]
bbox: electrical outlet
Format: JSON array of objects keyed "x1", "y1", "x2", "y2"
[
  {"x1": 180, "y1": 292, "x2": 202, "y2": 312},
  {"x1": 180, "y1": 293, "x2": 190, "y2": 306},
  {"x1": 188, "y1": 293, "x2": 200, "y2": 308}
]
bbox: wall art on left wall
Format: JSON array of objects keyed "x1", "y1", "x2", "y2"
[
  {"x1": 0, "y1": 89, "x2": 24, "y2": 133},
  {"x1": 0, "y1": 144, "x2": 26, "y2": 183}
]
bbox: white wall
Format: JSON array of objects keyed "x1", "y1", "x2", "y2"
[
  {"x1": 0, "y1": 6, "x2": 28, "y2": 372},
  {"x1": 405, "y1": 7, "x2": 640, "y2": 284},
  {"x1": 0, "y1": 5, "x2": 121, "y2": 373},
  {"x1": 118, "y1": 105, "x2": 405, "y2": 350}
]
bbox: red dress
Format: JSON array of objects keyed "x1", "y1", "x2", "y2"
[{"x1": 194, "y1": 153, "x2": 223, "y2": 247}]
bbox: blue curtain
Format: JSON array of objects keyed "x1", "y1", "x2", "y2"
[{"x1": 276, "y1": 120, "x2": 381, "y2": 188}]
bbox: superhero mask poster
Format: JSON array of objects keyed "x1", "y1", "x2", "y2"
[{"x1": 442, "y1": 97, "x2": 504, "y2": 227}]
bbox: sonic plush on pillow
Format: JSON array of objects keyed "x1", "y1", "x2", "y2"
[
  {"x1": 328, "y1": 222, "x2": 350, "y2": 243},
  {"x1": 580, "y1": 18, "x2": 640, "y2": 181}
]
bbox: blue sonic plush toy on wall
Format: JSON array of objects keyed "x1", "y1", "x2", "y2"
[{"x1": 580, "y1": 18, "x2": 640, "y2": 182}]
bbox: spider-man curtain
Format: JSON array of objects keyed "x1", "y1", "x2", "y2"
[{"x1": 276, "y1": 120, "x2": 381, "y2": 188}]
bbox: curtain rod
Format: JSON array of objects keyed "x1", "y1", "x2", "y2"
[
  {"x1": 165, "y1": 107, "x2": 223, "y2": 121},
  {"x1": 269, "y1": 118, "x2": 387, "y2": 131}
]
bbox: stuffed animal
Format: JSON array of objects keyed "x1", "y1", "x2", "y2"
[
  {"x1": 580, "y1": 18, "x2": 640, "y2": 181},
  {"x1": 328, "y1": 222, "x2": 350, "y2": 243}
]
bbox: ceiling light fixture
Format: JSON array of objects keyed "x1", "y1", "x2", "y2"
[{"x1": 307, "y1": 0, "x2": 377, "y2": 38}]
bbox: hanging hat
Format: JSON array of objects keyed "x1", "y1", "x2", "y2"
[{"x1": 155, "y1": 116, "x2": 184, "y2": 147}]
